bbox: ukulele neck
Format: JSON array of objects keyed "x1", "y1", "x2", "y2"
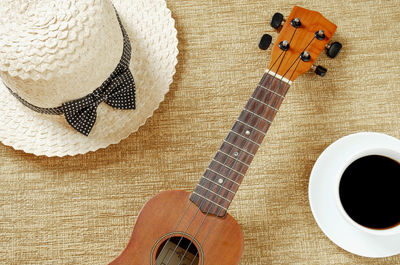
[{"x1": 190, "y1": 71, "x2": 292, "y2": 217}]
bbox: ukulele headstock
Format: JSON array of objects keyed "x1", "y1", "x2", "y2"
[{"x1": 260, "y1": 6, "x2": 340, "y2": 82}]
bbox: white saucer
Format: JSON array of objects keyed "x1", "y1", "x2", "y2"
[{"x1": 308, "y1": 132, "x2": 400, "y2": 258}]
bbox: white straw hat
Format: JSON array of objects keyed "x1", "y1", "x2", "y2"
[{"x1": 0, "y1": 0, "x2": 178, "y2": 157}]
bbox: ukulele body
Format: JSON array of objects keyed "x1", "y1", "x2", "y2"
[{"x1": 109, "y1": 190, "x2": 244, "y2": 265}]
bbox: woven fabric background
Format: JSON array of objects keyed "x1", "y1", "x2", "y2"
[{"x1": 0, "y1": 0, "x2": 399, "y2": 264}]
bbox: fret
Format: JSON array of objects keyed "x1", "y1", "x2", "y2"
[
  {"x1": 210, "y1": 165, "x2": 243, "y2": 184},
  {"x1": 245, "y1": 99, "x2": 277, "y2": 123},
  {"x1": 246, "y1": 97, "x2": 277, "y2": 122},
  {"x1": 223, "y1": 140, "x2": 254, "y2": 157},
  {"x1": 231, "y1": 121, "x2": 265, "y2": 145},
  {"x1": 201, "y1": 175, "x2": 239, "y2": 196},
  {"x1": 208, "y1": 162, "x2": 243, "y2": 183},
  {"x1": 197, "y1": 176, "x2": 237, "y2": 207},
  {"x1": 191, "y1": 191, "x2": 228, "y2": 211},
  {"x1": 201, "y1": 176, "x2": 238, "y2": 200},
  {"x1": 225, "y1": 132, "x2": 259, "y2": 156},
  {"x1": 253, "y1": 85, "x2": 284, "y2": 109},
  {"x1": 229, "y1": 130, "x2": 260, "y2": 147},
  {"x1": 191, "y1": 72, "x2": 291, "y2": 217},
  {"x1": 200, "y1": 176, "x2": 236, "y2": 194},
  {"x1": 259, "y1": 75, "x2": 290, "y2": 97},
  {"x1": 206, "y1": 168, "x2": 241, "y2": 186},
  {"x1": 238, "y1": 109, "x2": 271, "y2": 133},
  {"x1": 258, "y1": 84, "x2": 285, "y2": 98},
  {"x1": 225, "y1": 132, "x2": 258, "y2": 156},
  {"x1": 250, "y1": 96, "x2": 278, "y2": 111},
  {"x1": 214, "y1": 152, "x2": 249, "y2": 173},
  {"x1": 220, "y1": 141, "x2": 254, "y2": 165},
  {"x1": 235, "y1": 119, "x2": 265, "y2": 135},
  {"x1": 208, "y1": 167, "x2": 244, "y2": 187},
  {"x1": 195, "y1": 184, "x2": 232, "y2": 202},
  {"x1": 218, "y1": 150, "x2": 250, "y2": 167},
  {"x1": 209, "y1": 159, "x2": 245, "y2": 181},
  {"x1": 243, "y1": 109, "x2": 272, "y2": 124}
]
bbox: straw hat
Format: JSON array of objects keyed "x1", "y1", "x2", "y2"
[{"x1": 0, "y1": 0, "x2": 178, "y2": 157}]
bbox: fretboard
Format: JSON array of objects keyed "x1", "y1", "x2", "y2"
[{"x1": 190, "y1": 72, "x2": 291, "y2": 217}]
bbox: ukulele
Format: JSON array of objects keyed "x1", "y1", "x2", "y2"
[{"x1": 110, "y1": 6, "x2": 341, "y2": 265}]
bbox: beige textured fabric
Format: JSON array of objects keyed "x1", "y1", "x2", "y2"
[{"x1": 0, "y1": 0, "x2": 399, "y2": 264}]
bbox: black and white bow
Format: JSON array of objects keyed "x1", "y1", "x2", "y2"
[{"x1": 62, "y1": 67, "x2": 135, "y2": 136}]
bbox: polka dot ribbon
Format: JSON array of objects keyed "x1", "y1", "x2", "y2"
[{"x1": 5, "y1": 10, "x2": 136, "y2": 136}]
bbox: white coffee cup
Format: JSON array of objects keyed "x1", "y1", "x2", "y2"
[{"x1": 333, "y1": 135, "x2": 400, "y2": 236}]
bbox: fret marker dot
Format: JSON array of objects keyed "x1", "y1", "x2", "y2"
[
  {"x1": 218, "y1": 178, "x2": 224, "y2": 184},
  {"x1": 245, "y1": 130, "x2": 251, "y2": 136},
  {"x1": 233, "y1": 152, "x2": 239, "y2": 157}
]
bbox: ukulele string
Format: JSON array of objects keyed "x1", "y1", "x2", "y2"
[
  {"x1": 176, "y1": 198, "x2": 217, "y2": 265},
  {"x1": 159, "y1": 33, "x2": 315, "y2": 264},
  {"x1": 278, "y1": 35, "x2": 316, "y2": 87},
  {"x1": 161, "y1": 189, "x2": 219, "y2": 264},
  {"x1": 188, "y1": 53, "x2": 298, "y2": 265},
  {"x1": 186, "y1": 69, "x2": 289, "y2": 265},
  {"x1": 181, "y1": 67, "x2": 286, "y2": 265},
  {"x1": 173, "y1": 24, "x2": 300, "y2": 264},
  {"x1": 161, "y1": 191, "x2": 223, "y2": 265},
  {"x1": 161, "y1": 200, "x2": 205, "y2": 265},
  {"x1": 163, "y1": 167, "x2": 228, "y2": 264},
  {"x1": 192, "y1": 35, "x2": 319, "y2": 265},
  {"x1": 160, "y1": 70, "x2": 287, "y2": 264},
  {"x1": 177, "y1": 27, "x2": 300, "y2": 264},
  {"x1": 266, "y1": 50, "x2": 284, "y2": 76},
  {"x1": 270, "y1": 28, "x2": 297, "y2": 80},
  {"x1": 182, "y1": 28, "x2": 301, "y2": 264},
  {"x1": 163, "y1": 122, "x2": 256, "y2": 265},
  {"x1": 154, "y1": 199, "x2": 193, "y2": 264},
  {"x1": 179, "y1": 42, "x2": 298, "y2": 265}
]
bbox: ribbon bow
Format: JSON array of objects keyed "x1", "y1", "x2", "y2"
[{"x1": 62, "y1": 68, "x2": 135, "y2": 136}]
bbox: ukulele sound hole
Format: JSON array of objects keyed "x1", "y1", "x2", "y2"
[{"x1": 155, "y1": 236, "x2": 200, "y2": 265}]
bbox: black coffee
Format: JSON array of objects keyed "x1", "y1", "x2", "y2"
[{"x1": 339, "y1": 155, "x2": 400, "y2": 230}]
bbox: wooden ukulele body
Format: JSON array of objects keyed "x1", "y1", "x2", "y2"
[{"x1": 109, "y1": 190, "x2": 244, "y2": 265}]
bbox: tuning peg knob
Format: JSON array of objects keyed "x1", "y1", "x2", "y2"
[
  {"x1": 326, "y1": 41, "x2": 342, "y2": 58},
  {"x1": 270, "y1": 13, "x2": 285, "y2": 31},
  {"x1": 259, "y1": 34, "x2": 272, "y2": 50},
  {"x1": 311, "y1": 65, "x2": 328, "y2": 77}
]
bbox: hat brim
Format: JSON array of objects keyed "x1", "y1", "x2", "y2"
[{"x1": 0, "y1": 0, "x2": 178, "y2": 157}]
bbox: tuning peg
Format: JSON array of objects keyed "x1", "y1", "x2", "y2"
[
  {"x1": 270, "y1": 13, "x2": 285, "y2": 31},
  {"x1": 311, "y1": 65, "x2": 328, "y2": 77},
  {"x1": 259, "y1": 34, "x2": 273, "y2": 50},
  {"x1": 325, "y1": 41, "x2": 342, "y2": 58}
]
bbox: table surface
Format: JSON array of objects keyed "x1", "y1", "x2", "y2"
[{"x1": 1, "y1": 0, "x2": 400, "y2": 264}]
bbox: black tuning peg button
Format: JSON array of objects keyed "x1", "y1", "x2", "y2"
[
  {"x1": 270, "y1": 12, "x2": 285, "y2": 30},
  {"x1": 312, "y1": 65, "x2": 328, "y2": 77},
  {"x1": 326, "y1": 41, "x2": 342, "y2": 58},
  {"x1": 259, "y1": 34, "x2": 272, "y2": 50}
]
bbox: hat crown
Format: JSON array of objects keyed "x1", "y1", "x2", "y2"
[
  {"x1": 5, "y1": 0, "x2": 67, "y2": 26},
  {"x1": 0, "y1": 0, "x2": 123, "y2": 107}
]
